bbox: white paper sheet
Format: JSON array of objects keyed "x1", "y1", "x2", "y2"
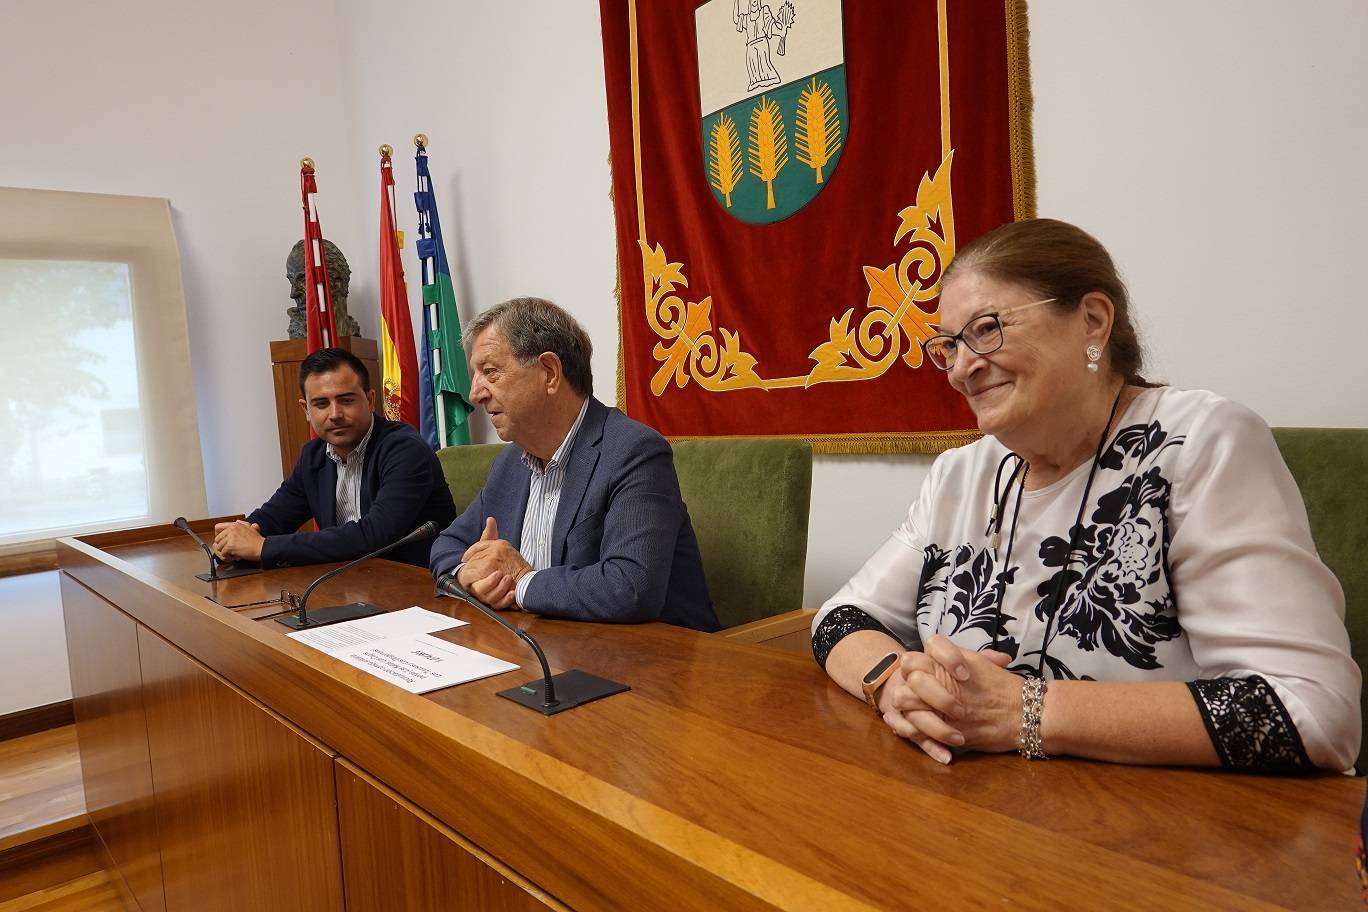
[
  {"x1": 286, "y1": 606, "x2": 465, "y2": 655},
  {"x1": 331, "y1": 633, "x2": 520, "y2": 694}
]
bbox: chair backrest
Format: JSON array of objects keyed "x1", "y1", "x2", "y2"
[
  {"x1": 1272, "y1": 427, "x2": 1368, "y2": 772},
  {"x1": 435, "y1": 437, "x2": 814, "y2": 629},
  {"x1": 670, "y1": 438, "x2": 812, "y2": 628},
  {"x1": 437, "y1": 444, "x2": 506, "y2": 514}
]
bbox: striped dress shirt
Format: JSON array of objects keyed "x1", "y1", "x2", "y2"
[
  {"x1": 325, "y1": 419, "x2": 375, "y2": 525},
  {"x1": 513, "y1": 399, "x2": 590, "y2": 606}
]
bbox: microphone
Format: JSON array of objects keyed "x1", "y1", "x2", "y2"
[
  {"x1": 276, "y1": 521, "x2": 441, "y2": 630},
  {"x1": 175, "y1": 516, "x2": 262, "y2": 582},
  {"x1": 435, "y1": 572, "x2": 628, "y2": 715}
]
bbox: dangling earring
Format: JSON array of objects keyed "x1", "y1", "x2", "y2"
[{"x1": 1086, "y1": 345, "x2": 1102, "y2": 373}]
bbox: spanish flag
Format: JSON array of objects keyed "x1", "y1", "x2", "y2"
[{"x1": 378, "y1": 146, "x2": 420, "y2": 429}]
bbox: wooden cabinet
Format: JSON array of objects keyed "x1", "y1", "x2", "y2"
[
  {"x1": 138, "y1": 628, "x2": 344, "y2": 912},
  {"x1": 60, "y1": 574, "x2": 167, "y2": 912},
  {"x1": 336, "y1": 760, "x2": 563, "y2": 912}
]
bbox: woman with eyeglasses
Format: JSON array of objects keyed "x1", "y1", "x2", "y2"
[{"x1": 812, "y1": 218, "x2": 1360, "y2": 773}]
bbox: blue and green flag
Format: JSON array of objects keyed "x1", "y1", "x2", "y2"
[{"x1": 414, "y1": 141, "x2": 474, "y2": 449}]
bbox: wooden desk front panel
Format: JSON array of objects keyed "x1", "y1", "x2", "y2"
[
  {"x1": 59, "y1": 534, "x2": 1365, "y2": 911},
  {"x1": 336, "y1": 760, "x2": 565, "y2": 912},
  {"x1": 59, "y1": 574, "x2": 167, "y2": 912},
  {"x1": 137, "y1": 627, "x2": 344, "y2": 912}
]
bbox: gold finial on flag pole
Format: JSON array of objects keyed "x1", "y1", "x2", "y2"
[
  {"x1": 414, "y1": 133, "x2": 429, "y2": 150},
  {"x1": 300, "y1": 157, "x2": 315, "y2": 173},
  {"x1": 379, "y1": 144, "x2": 393, "y2": 161}
]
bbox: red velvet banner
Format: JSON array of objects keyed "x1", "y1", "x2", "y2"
[{"x1": 601, "y1": 1, "x2": 1035, "y2": 453}]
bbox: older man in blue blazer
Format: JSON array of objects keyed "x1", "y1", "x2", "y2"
[
  {"x1": 430, "y1": 297, "x2": 719, "y2": 632},
  {"x1": 213, "y1": 348, "x2": 456, "y2": 568}
]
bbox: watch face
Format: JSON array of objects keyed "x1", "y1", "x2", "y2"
[{"x1": 862, "y1": 652, "x2": 899, "y2": 685}]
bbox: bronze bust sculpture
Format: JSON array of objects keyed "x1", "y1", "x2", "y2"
[{"x1": 286, "y1": 239, "x2": 362, "y2": 340}]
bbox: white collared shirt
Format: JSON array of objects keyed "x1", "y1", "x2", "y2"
[
  {"x1": 325, "y1": 418, "x2": 375, "y2": 525},
  {"x1": 514, "y1": 399, "x2": 590, "y2": 605}
]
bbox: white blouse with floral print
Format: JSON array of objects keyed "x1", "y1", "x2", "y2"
[{"x1": 813, "y1": 386, "x2": 1360, "y2": 773}]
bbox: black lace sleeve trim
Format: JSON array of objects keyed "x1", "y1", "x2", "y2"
[
  {"x1": 811, "y1": 605, "x2": 898, "y2": 669},
  {"x1": 1187, "y1": 676, "x2": 1315, "y2": 773}
]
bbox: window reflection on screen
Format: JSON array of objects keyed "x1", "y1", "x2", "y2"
[{"x1": 0, "y1": 259, "x2": 150, "y2": 541}]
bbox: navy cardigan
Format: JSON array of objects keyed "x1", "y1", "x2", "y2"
[{"x1": 248, "y1": 416, "x2": 456, "y2": 568}]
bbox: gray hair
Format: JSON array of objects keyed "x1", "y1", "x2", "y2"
[{"x1": 463, "y1": 297, "x2": 594, "y2": 396}]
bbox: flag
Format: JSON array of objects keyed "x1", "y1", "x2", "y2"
[
  {"x1": 299, "y1": 158, "x2": 338, "y2": 353},
  {"x1": 377, "y1": 146, "x2": 420, "y2": 428},
  {"x1": 413, "y1": 138, "x2": 473, "y2": 448}
]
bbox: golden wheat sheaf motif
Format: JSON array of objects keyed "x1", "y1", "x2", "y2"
[
  {"x1": 795, "y1": 77, "x2": 842, "y2": 184},
  {"x1": 708, "y1": 113, "x2": 745, "y2": 208},
  {"x1": 747, "y1": 95, "x2": 788, "y2": 210},
  {"x1": 639, "y1": 151, "x2": 956, "y2": 395},
  {"x1": 804, "y1": 150, "x2": 957, "y2": 384}
]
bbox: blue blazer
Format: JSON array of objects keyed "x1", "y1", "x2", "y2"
[
  {"x1": 430, "y1": 398, "x2": 719, "y2": 632},
  {"x1": 248, "y1": 416, "x2": 456, "y2": 568}
]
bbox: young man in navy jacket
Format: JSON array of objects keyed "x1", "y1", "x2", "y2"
[{"x1": 213, "y1": 348, "x2": 456, "y2": 568}]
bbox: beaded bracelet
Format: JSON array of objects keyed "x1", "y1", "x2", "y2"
[{"x1": 1019, "y1": 675, "x2": 1048, "y2": 760}]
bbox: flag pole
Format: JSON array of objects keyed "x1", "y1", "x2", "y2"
[
  {"x1": 300, "y1": 157, "x2": 338, "y2": 353},
  {"x1": 413, "y1": 133, "x2": 474, "y2": 449}
]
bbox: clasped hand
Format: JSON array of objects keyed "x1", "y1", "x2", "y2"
[
  {"x1": 879, "y1": 635, "x2": 1022, "y2": 764},
  {"x1": 456, "y1": 517, "x2": 532, "y2": 611},
  {"x1": 212, "y1": 520, "x2": 263, "y2": 562}
]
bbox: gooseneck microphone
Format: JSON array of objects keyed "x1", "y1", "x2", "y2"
[
  {"x1": 277, "y1": 521, "x2": 441, "y2": 630},
  {"x1": 435, "y1": 572, "x2": 628, "y2": 715},
  {"x1": 174, "y1": 516, "x2": 219, "y2": 578},
  {"x1": 174, "y1": 517, "x2": 262, "y2": 582},
  {"x1": 436, "y1": 573, "x2": 559, "y2": 705}
]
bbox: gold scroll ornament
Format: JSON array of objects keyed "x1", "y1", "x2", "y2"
[{"x1": 642, "y1": 151, "x2": 956, "y2": 396}]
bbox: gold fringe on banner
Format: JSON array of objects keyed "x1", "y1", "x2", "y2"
[
  {"x1": 1007, "y1": 0, "x2": 1038, "y2": 221},
  {"x1": 665, "y1": 430, "x2": 982, "y2": 456}
]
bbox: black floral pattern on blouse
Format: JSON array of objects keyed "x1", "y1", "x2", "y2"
[
  {"x1": 1021, "y1": 422, "x2": 1185, "y2": 678},
  {"x1": 920, "y1": 544, "x2": 1020, "y2": 660}
]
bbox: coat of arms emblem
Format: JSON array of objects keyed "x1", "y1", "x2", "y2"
[{"x1": 695, "y1": 0, "x2": 848, "y2": 223}]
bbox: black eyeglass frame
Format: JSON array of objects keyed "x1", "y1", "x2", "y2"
[{"x1": 920, "y1": 297, "x2": 1057, "y2": 370}]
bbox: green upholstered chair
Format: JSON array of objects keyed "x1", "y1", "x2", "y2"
[
  {"x1": 1273, "y1": 427, "x2": 1368, "y2": 773},
  {"x1": 434, "y1": 437, "x2": 813, "y2": 630},
  {"x1": 437, "y1": 443, "x2": 506, "y2": 514},
  {"x1": 670, "y1": 439, "x2": 812, "y2": 629}
]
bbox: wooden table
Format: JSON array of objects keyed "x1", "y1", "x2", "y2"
[{"x1": 57, "y1": 523, "x2": 1364, "y2": 911}]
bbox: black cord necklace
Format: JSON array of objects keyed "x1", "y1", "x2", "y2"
[{"x1": 982, "y1": 386, "x2": 1127, "y2": 673}]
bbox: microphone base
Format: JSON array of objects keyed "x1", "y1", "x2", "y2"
[
  {"x1": 195, "y1": 563, "x2": 263, "y2": 582},
  {"x1": 497, "y1": 670, "x2": 629, "y2": 715},
  {"x1": 275, "y1": 601, "x2": 386, "y2": 630}
]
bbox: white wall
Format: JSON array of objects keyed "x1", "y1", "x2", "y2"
[
  {"x1": 3, "y1": 0, "x2": 1366, "y2": 712},
  {"x1": 0, "y1": 0, "x2": 371, "y2": 712},
  {"x1": 1030, "y1": 0, "x2": 1368, "y2": 428},
  {"x1": 0, "y1": 573, "x2": 68, "y2": 712},
  {"x1": 1, "y1": 0, "x2": 372, "y2": 516}
]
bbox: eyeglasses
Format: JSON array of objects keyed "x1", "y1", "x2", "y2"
[{"x1": 921, "y1": 298, "x2": 1056, "y2": 370}]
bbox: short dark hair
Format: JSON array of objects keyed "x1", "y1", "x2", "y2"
[
  {"x1": 942, "y1": 218, "x2": 1152, "y2": 386},
  {"x1": 463, "y1": 297, "x2": 594, "y2": 396},
  {"x1": 299, "y1": 347, "x2": 370, "y2": 395}
]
